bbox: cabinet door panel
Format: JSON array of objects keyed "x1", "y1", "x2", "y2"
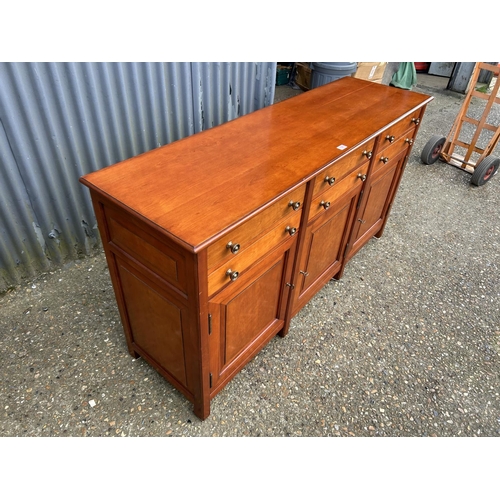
[
  {"x1": 224, "y1": 258, "x2": 283, "y2": 364},
  {"x1": 356, "y1": 165, "x2": 397, "y2": 236},
  {"x1": 208, "y1": 242, "x2": 295, "y2": 393},
  {"x1": 293, "y1": 190, "x2": 359, "y2": 314},
  {"x1": 347, "y1": 150, "x2": 407, "y2": 259},
  {"x1": 301, "y1": 204, "x2": 349, "y2": 291}
]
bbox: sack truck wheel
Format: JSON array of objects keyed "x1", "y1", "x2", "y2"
[
  {"x1": 470, "y1": 156, "x2": 500, "y2": 186},
  {"x1": 420, "y1": 135, "x2": 446, "y2": 165}
]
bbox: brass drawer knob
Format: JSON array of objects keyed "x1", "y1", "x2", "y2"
[
  {"x1": 405, "y1": 138, "x2": 414, "y2": 145},
  {"x1": 320, "y1": 200, "x2": 330, "y2": 210},
  {"x1": 363, "y1": 150, "x2": 373, "y2": 159},
  {"x1": 288, "y1": 200, "x2": 301, "y2": 211},
  {"x1": 285, "y1": 225, "x2": 297, "y2": 236},
  {"x1": 380, "y1": 156, "x2": 389, "y2": 164},
  {"x1": 225, "y1": 269, "x2": 239, "y2": 281},
  {"x1": 386, "y1": 135, "x2": 395, "y2": 143},
  {"x1": 411, "y1": 117, "x2": 420, "y2": 125},
  {"x1": 226, "y1": 241, "x2": 240, "y2": 254},
  {"x1": 357, "y1": 173, "x2": 367, "y2": 182},
  {"x1": 325, "y1": 175, "x2": 336, "y2": 186}
]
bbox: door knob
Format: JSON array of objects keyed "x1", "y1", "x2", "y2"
[
  {"x1": 225, "y1": 269, "x2": 239, "y2": 281},
  {"x1": 226, "y1": 241, "x2": 240, "y2": 254}
]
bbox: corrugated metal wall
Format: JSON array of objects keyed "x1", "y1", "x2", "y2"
[{"x1": 0, "y1": 62, "x2": 277, "y2": 292}]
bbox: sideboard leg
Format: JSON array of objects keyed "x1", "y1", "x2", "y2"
[
  {"x1": 333, "y1": 267, "x2": 345, "y2": 281},
  {"x1": 278, "y1": 327, "x2": 288, "y2": 338},
  {"x1": 193, "y1": 398, "x2": 210, "y2": 421},
  {"x1": 127, "y1": 347, "x2": 140, "y2": 359}
]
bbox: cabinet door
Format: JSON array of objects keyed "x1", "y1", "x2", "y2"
[
  {"x1": 208, "y1": 240, "x2": 296, "y2": 395},
  {"x1": 346, "y1": 148, "x2": 408, "y2": 261},
  {"x1": 292, "y1": 189, "x2": 360, "y2": 314}
]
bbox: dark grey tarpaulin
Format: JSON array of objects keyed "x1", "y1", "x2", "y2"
[{"x1": 0, "y1": 62, "x2": 277, "y2": 291}]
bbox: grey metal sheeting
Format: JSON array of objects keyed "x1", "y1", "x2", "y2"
[{"x1": 0, "y1": 62, "x2": 277, "y2": 292}]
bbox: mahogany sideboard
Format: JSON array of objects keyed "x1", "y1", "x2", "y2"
[{"x1": 80, "y1": 77, "x2": 433, "y2": 419}]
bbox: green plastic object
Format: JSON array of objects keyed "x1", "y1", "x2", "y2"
[
  {"x1": 276, "y1": 65, "x2": 292, "y2": 86},
  {"x1": 390, "y1": 62, "x2": 417, "y2": 90}
]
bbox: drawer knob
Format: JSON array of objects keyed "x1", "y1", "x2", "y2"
[
  {"x1": 320, "y1": 200, "x2": 330, "y2": 209},
  {"x1": 285, "y1": 225, "x2": 297, "y2": 236},
  {"x1": 357, "y1": 173, "x2": 367, "y2": 182},
  {"x1": 225, "y1": 269, "x2": 239, "y2": 281},
  {"x1": 299, "y1": 270, "x2": 309, "y2": 276},
  {"x1": 288, "y1": 200, "x2": 301, "y2": 211},
  {"x1": 358, "y1": 218, "x2": 366, "y2": 224},
  {"x1": 411, "y1": 117, "x2": 420, "y2": 125},
  {"x1": 325, "y1": 176, "x2": 336, "y2": 186},
  {"x1": 363, "y1": 150, "x2": 373, "y2": 159},
  {"x1": 405, "y1": 138, "x2": 414, "y2": 145},
  {"x1": 226, "y1": 241, "x2": 241, "y2": 254},
  {"x1": 380, "y1": 156, "x2": 389, "y2": 164},
  {"x1": 386, "y1": 135, "x2": 395, "y2": 143}
]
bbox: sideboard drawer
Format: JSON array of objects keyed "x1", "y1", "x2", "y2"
[
  {"x1": 207, "y1": 209, "x2": 301, "y2": 296},
  {"x1": 380, "y1": 110, "x2": 421, "y2": 150},
  {"x1": 308, "y1": 163, "x2": 368, "y2": 221},
  {"x1": 373, "y1": 134, "x2": 412, "y2": 175},
  {"x1": 207, "y1": 183, "x2": 306, "y2": 273},
  {"x1": 312, "y1": 138, "x2": 375, "y2": 199}
]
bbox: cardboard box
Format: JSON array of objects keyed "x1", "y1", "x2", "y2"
[
  {"x1": 295, "y1": 62, "x2": 312, "y2": 91},
  {"x1": 354, "y1": 62, "x2": 387, "y2": 83}
]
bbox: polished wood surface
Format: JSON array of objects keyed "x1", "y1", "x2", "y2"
[
  {"x1": 80, "y1": 78, "x2": 433, "y2": 419},
  {"x1": 208, "y1": 239, "x2": 295, "y2": 394},
  {"x1": 80, "y1": 77, "x2": 432, "y2": 252},
  {"x1": 206, "y1": 183, "x2": 306, "y2": 273},
  {"x1": 207, "y1": 209, "x2": 301, "y2": 297},
  {"x1": 311, "y1": 139, "x2": 375, "y2": 200}
]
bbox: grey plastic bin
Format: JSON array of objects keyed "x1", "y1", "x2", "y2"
[{"x1": 310, "y1": 62, "x2": 357, "y2": 89}]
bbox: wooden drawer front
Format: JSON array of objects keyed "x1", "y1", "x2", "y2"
[
  {"x1": 373, "y1": 135, "x2": 411, "y2": 175},
  {"x1": 309, "y1": 163, "x2": 367, "y2": 221},
  {"x1": 207, "y1": 210, "x2": 301, "y2": 297},
  {"x1": 207, "y1": 183, "x2": 306, "y2": 273},
  {"x1": 312, "y1": 139, "x2": 375, "y2": 199},
  {"x1": 379, "y1": 110, "x2": 421, "y2": 152}
]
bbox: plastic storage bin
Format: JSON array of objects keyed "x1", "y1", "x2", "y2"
[{"x1": 310, "y1": 62, "x2": 357, "y2": 89}]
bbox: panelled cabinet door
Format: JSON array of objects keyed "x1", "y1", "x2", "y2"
[
  {"x1": 347, "y1": 149, "x2": 408, "y2": 260},
  {"x1": 208, "y1": 240, "x2": 296, "y2": 395},
  {"x1": 293, "y1": 191, "x2": 360, "y2": 313}
]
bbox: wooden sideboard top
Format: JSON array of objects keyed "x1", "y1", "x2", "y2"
[{"x1": 80, "y1": 77, "x2": 432, "y2": 252}]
